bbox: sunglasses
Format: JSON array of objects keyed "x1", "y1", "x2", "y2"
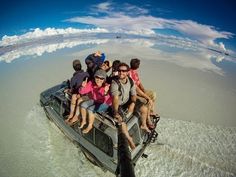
[
  {"x1": 118, "y1": 69, "x2": 129, "y2": 72},
  {"x1": 95, "y1": 76, "x2": 105, "y2": 80}
]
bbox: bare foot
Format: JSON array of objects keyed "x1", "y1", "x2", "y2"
[
  {"x1": 128, "y1": 140, "x2": 136, "y2": 150},
  {"x1": 114, "y1": 113, "x2": 123, "y2": 123},
  {"x1": 79, "y1": 121, "x2": 86, "y2": 129},
  {"x1": 65, "y1": 115, "x2": 73, "y2": 123},
  {"x1": 82, "y1": 126, "x2": 93, "y2": 134},
  {"x1": 140, "y1": 125, "x2": 151, "y2": 133},
  {"x1": 70, "y1": 115, "x2": 78, "y2": 122},
  {"x1": 147, "y1": 120, "x2": 155, "y2": 129}
]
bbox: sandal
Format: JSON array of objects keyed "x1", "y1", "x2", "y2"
[{"x1": 150, "y1": 113, "x2": 160, "y2": 119}]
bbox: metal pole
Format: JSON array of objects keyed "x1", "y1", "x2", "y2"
[{"x1": 116, "y1": 124, "x2": 135, "y2": 177}]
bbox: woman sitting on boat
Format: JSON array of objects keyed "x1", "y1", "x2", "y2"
[{"x1": 79, "y1": 69, "x2": 112, "y2": 133}]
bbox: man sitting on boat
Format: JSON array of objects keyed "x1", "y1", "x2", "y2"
[
  {"x1": 110, "y1": 62, "x2": 151, "y2": 133},
  {"x1": 129, "y1": 58, "x2": 159, "y2": 129}
]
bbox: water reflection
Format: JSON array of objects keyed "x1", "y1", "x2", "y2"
[
  {"x1": 0, "y1": 38, "x2": 109, "y2": 63},
  {"x1": 1, "y1": 34, "x2": 234, "y2": 76}
]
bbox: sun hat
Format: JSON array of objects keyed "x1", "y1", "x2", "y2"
[{"x1": 94, "y1": 69, "x2": 107, "y2": 79}]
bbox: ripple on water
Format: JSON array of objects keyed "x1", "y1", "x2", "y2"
[{"x1": 21, "y1": 106, "x2": 236, "y2": 177}]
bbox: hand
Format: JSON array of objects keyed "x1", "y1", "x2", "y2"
[
  {"x1": 147, "y1": 98, "x2": 153, "y2": 106},
  {"x1": 114, "y1": 113, "x2": 123, "y2": 122},
  {"x1": 104, "y1": 84, "x2": 110, "y2": 94},
  {"x1": 64, "y1": 88, "x2": 69, "y2": 93},
  {"x1": 76, "y1": 94, "x2": 81, "y2": 99},
  {"x1": 64, "y1": 88, "x2": 72, "y2": 93}
]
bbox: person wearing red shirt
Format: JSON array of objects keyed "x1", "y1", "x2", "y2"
[{"x1": 129, "y1": 58, "x2": 159, "y2": 129}]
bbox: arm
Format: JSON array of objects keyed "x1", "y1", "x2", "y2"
[
  {"x1": 139, "y1": 82, "x2": 145, "y2": 92},
  {"x1": 104, "y1": 84, "x2": 110, "y2": 95},
  {"x1": 112, "y1": 95, "x2": 123, "y2": 122},
  {"x1": 136, "y1": 86, "x2": 153, "y2": 106},
  {"x1": 128, "y1": 81, "x2": 137, "y2": 114},
  {"x1": 112, "y1": 95, "x2": 120, "y2": 115},
  {"x1": 110, "y1": 81, "x2": 123, "y2": 121},
  {"x1": 136, "y1": 86, "x2": 150, "y2": 101},
  {"x1": 127, "y1": 95, "x2": 136, "y2": 114}
]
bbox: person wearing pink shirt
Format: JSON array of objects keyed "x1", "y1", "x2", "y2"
[{"x1": 79, "y1": 69, "x2": 112, "y2": 133}]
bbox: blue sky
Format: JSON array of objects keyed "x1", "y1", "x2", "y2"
[{"x1": 1, "y1": 0, "x2": 236, "y2": 52}]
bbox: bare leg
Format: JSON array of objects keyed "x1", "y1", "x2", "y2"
[
  {"x1": 79, "y1": 107, "x2": 87, "y2": 129},
  {"x1": 139, "y1": 105, "x2": 151, "y2": 133},
  {"x1": 146, "y1": 90, "x2": 159, "y2": 116},
  {"x1": 127, "y1": 102, "x2": 135, "y2": 115},
  {"x1": 121, "y1": 122, "x2": 136, "y2": 150},
  {"x1": 147, "y1": 105, "x2": 152, "y2": 125},
  {"x1": 82, "y1": 112, "x2": 95, "y2": 134},
  {"x1": 75, "y1": 97, "x2": 83, "y2": 117},
  {"x1": 70, "y1": 97, "x2": 83, "y2": 123},
  {"x1": 65, "y1": 94, "x2": 77, "y2": 123}
]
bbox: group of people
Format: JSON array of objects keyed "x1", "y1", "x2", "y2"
[{"x1": 64, "y1": 51, "x2": 159, "y2": 150}]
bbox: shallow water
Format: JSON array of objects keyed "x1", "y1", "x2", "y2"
[
  {"x1": 1, "y1": 106, "x2": 235, "y2": 177},
  {"x1": 0, "y1": 36, "x2": 236, "y2": 176}
]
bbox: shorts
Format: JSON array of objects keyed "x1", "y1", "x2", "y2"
[
  {"x1": 80, "y1": 99, "x2": 110, "y2": 113},
  {"x1": 120, "y1": 97, "x2": 145, "y2": 112},
  {"x1": 137, "y1": 90, "x2": 157, "y2": 104}
]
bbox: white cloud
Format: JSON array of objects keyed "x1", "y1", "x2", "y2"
[
  {"x1": 91, "y1": 2, "x2": 148, "y2": 16},
  {"x1": 166, "y1": 19, "x2": 233, "y2": 47},
  {"x1": 87, "y1": 39, "x2": 224, "y2": 75},
  {"x1": 219, "y1": 42, "x2": 226, "y2": 52},
  {"x1": 66, "y1": 2, "x2": 233, "y2": 52},
  {"x1": 0, "y1": 2, "x2": 234, "y2": 65},
  {"x1": 1, "y1": 2, "x2": 233, "y2": 54},
  {"x1": 0, "y1": 27, "x2": 108, "y2": 46},
  {"x1": 66, "y1": 15, "x2": 161, "y2": 35},
  {"x1": 96, "y1": 2, "x2": 111, "y2": 11}
]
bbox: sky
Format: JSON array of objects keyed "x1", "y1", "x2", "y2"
[{"x1": 0, "y1": 0, "x2": 236, "y2": 52}]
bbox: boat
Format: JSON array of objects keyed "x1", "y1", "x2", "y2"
[{"x1": 40, "y1": 81, "x2": 159, "y2": 174}]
